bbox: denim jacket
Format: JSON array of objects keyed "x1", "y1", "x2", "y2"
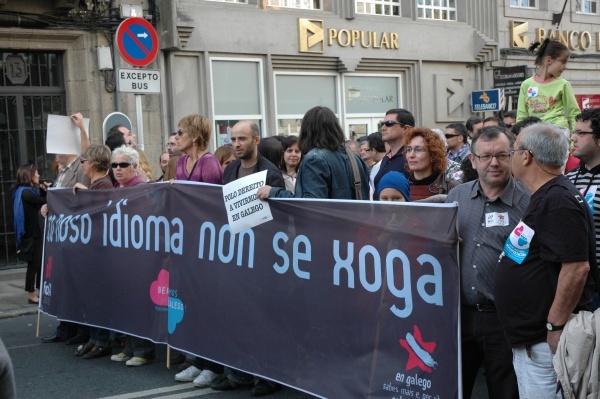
[{"x1": 270, "y1": 147, "x2": 369, "y2": 200}]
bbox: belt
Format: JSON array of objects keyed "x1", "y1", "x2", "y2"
[{"x1": 464, "y1": 303, "x2": 496, "y2": 312}]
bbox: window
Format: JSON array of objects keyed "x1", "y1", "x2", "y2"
[
  {"x1": 576, "y1": 0, "x2": 597, "y2": 13},
  {"x1": 211, "y1": 58, "x2": 264, "y2": 145},
  {"x1": 510, "y1": 0, "x2": 537, "y2": 8},
  {"x1": 266, "y1": 0, "x2": 320, "y2": 8},
  {"x1": 206, "y1": 0, "x2": 247, "y2": 3},
  {"x1": 417, "y1": 0, "x2": 456, "y2": 20},
  {"x1": 356, "y1": 0, "x2": 400, "y2": 16}
]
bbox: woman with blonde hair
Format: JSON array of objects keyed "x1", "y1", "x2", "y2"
[
  {"x1": 134, "y1": 147, "x2": 155, "y2": 182},
  {"x1": 174, "y1": 114, "x2": 223, "y2": 184}
]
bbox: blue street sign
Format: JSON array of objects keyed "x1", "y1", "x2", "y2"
[{"x1": 116, "y1": 17, "x2": 159, "y2": 67}]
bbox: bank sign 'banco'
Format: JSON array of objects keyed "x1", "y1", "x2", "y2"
[{"x1": 298, "y1": 18, "x2": 399, "y2": 53}]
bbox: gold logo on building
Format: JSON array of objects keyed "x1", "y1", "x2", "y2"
[
  {"x1": 299, "y1": 18, "x2": 325, "y2": 53},
  {"x1": 480, "y1": 92, "x2": 490, "y2": 104},
  {"x1": 510, "y1": 21, "x2": 530, "y2": 48}
]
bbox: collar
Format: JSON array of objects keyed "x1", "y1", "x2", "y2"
[{"x1": 469, "y1": 177, "x2": 518, "y2": 206}]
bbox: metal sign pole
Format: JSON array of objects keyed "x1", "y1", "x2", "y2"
[{"x1": 136, "y1": 94, "x2": 144, "y2": 150}]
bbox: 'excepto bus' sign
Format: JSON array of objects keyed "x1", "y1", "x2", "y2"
[{"x1": 117, "y1": 68, "x2": 161, "y2": 94}]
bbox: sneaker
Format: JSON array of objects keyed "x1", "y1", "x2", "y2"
[
  {"x1": 110, "y1": 352, "x2": 131, "y2": 362},
  {"x1": 193, "y1": 369, "x2": 222, "y2": 387},
  {"x1": 126, "y1": 356, "x2": 153, "y2": 367},
  {"x1": 175, "y1": 365, "x2": 201, "y2": 382}
]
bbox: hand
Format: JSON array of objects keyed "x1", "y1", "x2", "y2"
[
  {"x1": 41, "y1": 204, "x2": 48, "y2": 217},
  {"x1": 70, "y1": 112, "x2": 84, "y2": 129},
  {"x1": 257, "y1": 186, "x2": 272, "y2": 201},
  {"x1": 547, "y1": 330, "x2": 562, "y2": 354},
  {"x1": 72, "y1": 182, "x2": 88, "y2": 195}
]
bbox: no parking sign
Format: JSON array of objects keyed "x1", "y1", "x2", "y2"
[{"x1": 116, "y1": 17, "x2": 159, "y2": 67}]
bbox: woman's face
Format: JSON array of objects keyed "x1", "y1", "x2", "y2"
[
  {"x1": 32, "y1": 170, "x2": 40, "y2": 185},
  {"x1": 81, "y1": 158, "x2": 95, "y2": 178},
  {"x1": 284, "y1": 143, "x2": 301, "y2": 169},
  {"x1": 175, "y1": 127, "x2": 194, "y2": 154},
  {"x1": 406, "y1": 136, "x2": 433, "y2": 176},
  {"x1": 220, "y1": 154, "x2": 236, "y2": 171},
  {"x1": 112, "y1": 154, "x2": 136, "y2": 186}
]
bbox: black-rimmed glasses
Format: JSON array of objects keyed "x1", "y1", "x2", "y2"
[{"x1": 472, "y1": 153, "x2": 511, "y2": 163}]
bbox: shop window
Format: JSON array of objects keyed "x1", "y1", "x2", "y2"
[
  {"x1": 356, "y1": 0, "x2": 400, "y2": 16},
  {"x1": 274, "y1": 73, "x2": 339, "y2": 135},
  {"x1": 576, "y1": 0, "x2": 597, "y2": 13},
  {"x1": 266, "y1": 0, "x2": 320, "y2": 8},
  {"x1": 510, "y1": 0, "x2": 537, "y2": 8},
  {"x1": 211, "y1": 58, "x2": 264, "y2": 145},
  {"x1": 417, "y1": 0, "x2": 456, "y2": 21}
]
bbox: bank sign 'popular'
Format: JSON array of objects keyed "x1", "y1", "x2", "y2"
[
  {"x1": 40, "y1": 182, "x2": 460, "y2": 399},
  {"x1": 298, "y1": 18, "x2": 399, "y2": 53}
]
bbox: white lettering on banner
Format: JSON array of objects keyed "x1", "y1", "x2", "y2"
[
  {"x1": 197, "y1": 221, "x2": 255, "y2": 268},
  {"x1": 332, "y1": 241, "x2": 443, "y2": 318},
  {"x1": 46, "y1": 213, "x2": 92, "y2": 244},
  {"x1": 272, "y1": 231, "x2": 311, "y2": 280}
]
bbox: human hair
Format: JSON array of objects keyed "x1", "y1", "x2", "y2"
[
  {"x1": 111, "y1": 145, "x2": 139, "y2": 166},
  {"x1": 504, "y1": 110, "x2": 517, "y2": 119},
  {"x1": 214, "y1": 145, "x2": 235, "y2": 165},
  {"x1": 471, "y1": 126, "x2": 515, "y2": 153},
  {"x1": 367, "y1": 132, "x2": 385, "y2": 153},
  {"x1": 298, "y1": 106, "x2": 345, "y2": 154},
  {"x1": 460, "y1": 157, "x2": 478, "y2": 183},
  {"x1": 529, "y1": 38, "x2": 570, "y2": 67},
  {"x1": 12, "y1": 164, "x2": 37, "y2": 190},
  {"x1": 258, "y1": 137, "x2": 283, "y2": 170},
  {"x1": 520, "y1": 123, "x2": 569, "y2": 168},
  {"x1": 281, "y1": 135, "x2": 298, "y2": 152},
  {"x1": 135, "y1": 148, "x2": 154, "y2": 181},
  {"x1": 105, "y1": 131, "x2": 126, "y2": 151},
  {"x1": 164, "y1": 155, "x2": 180, "y2": 180},
  {"x1": 81, "y1": 145, "x2": 111, "y2": 173},
  {"x1": 107, "y1": 124, "x2": 124, "y2": 137},
  {"x1": 178, "y1": 114, "x2": 212, "y2": 151},
  {"x1": 445, "y1": 122, "x2": 468, "y2": 143},
  {"x1": 483, "y1": 116, "x2": 506, "y2": 128},
  {"x1": 576, "y1": 107, "x2": 600, "y2": 139},
  {"x1": 404, "y1": 127, "x2": 448, "y2": 174},
  {"x1": 465, "y1": 116, "x2": 483, "y2": 132},
  {"x1": 511, "y1": 116, "x2": 542, "y2": 136},
  {"x1": 386, "y1": 108, "x2": 415, "y2": 127}
]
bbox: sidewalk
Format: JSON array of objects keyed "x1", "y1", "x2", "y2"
[{"x1": 0, "y1": 267, "x2": 39, "y2": 319}]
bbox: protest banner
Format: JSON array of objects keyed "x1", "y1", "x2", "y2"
[{"x1": 41, "y1": 182, "x2": 460, "y2": 398}]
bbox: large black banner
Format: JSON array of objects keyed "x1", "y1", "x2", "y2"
[{"x1": 41, "y1": 182, "x2": 459, "y2": 399}]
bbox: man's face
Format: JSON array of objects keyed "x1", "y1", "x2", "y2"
[
  {"x1": 483, "y1": 120, "x2": 499, "y2": 128},
  {"x1": 231, "y1": 122, "x2": 258, "y2": 161},
  {"x1": 445, "y1": 128, "x2": 463, "y2": 151},
  {"x1": 470, "y1": 133, "x2": 512, "y2": 190},
  {"x1": 381, "y1": 114, "x2": 408, "y2": 145},
  {"x1": 167, "y1": 135, "x2": 177, "y2": 155},
  {"x1": 360, "y1": 142, "x2": 372, "y2": 162},
  {"x1": 119, "y1": 127, "x2": 136, "y2": 147},
  {"x1": 470, "y1": 122, "x2": 483, "y2": 138},
  {"x1": 510, "y1": 133, "x2": 526, "y2": 181},
  {"x1": 503, "y1": 116, "x2": 516, "y2": 130},
  {"x1": 159, "y1": 153, "x2": 169, "y2": 173},
  {"x1": 571, "y1": 120, "x2": 598, "y2": 164}
]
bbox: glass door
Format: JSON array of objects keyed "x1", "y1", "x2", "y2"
[{"x1": 346, "y1": 117, "x2": 381, "y2": 141}]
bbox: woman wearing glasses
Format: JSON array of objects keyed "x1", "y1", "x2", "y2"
[
  {"x1": 404, "y1": 127, "x2": 460, "y2": 201},
  {"x1": 111, "y1": 146, "x2": 146, "y2": 188}
]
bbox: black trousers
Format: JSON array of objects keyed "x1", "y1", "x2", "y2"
[
  {"x1": 24, "y1": 238, "x2": 42, "y2": 292},
  {"x1": 461, "y1": 307, "x2": 519, "y2": 399}
]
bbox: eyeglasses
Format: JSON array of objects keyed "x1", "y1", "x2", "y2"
[
  {"x1": 111, "y1": 162, "x2": 132, "y2": 169},
  {"x1": 405, "y1": 146, "x2": 428, "y2": 154},
  {"x1": 508, "y1": 148, "x2": 530, "y2": 157},
  {"x1": 362, "y1": 148, "x2": 372, "y2": 152},
  {"x1": 505, "y1": 123, "x2": 513, "y2": 128},
  {"x1": 573, "y1": 130, "x2": 595, "y2": 136},
  {"x1": 444, "y1": 134, "x2": 460, "y2": 139},
  {"x1": 176, "y1": 129, "x2": 186, "y2": 136},
  {"x1": 381, "y1": 120, "x2": 411, "y2": 128},
  {"x1": 80, "y1": 159, "x2": 88, "y2": 164},
  {"x1": 472, "y1": 153, "x2": 511, "y2": 163}
]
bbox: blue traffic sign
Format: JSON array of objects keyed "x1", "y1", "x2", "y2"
[{"x1": 116, "y1": 17, "x2": 159, "y2": 67}]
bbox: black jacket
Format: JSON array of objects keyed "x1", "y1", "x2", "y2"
[{"x1": 223, "y1": 153, "x2": 285, "y2": 189}]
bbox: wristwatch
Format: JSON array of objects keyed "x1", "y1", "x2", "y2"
[{"x1": 546, "y1": 321, "x2": 566, "y2": 331}]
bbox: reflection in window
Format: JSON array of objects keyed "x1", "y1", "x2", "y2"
[
  {"x1": 576, "y1": 0, "x2": 597, "y2": 13},
  {"x1": 356, "y1": 0, "x2": 400, "y2": 16},
  {"x1": 266, "y1": 0, "x2": 320, "y2": 8},
  {"x1": 417, "y1": 0, "x2": 456, "y2": 21},
  {"x1": 510, "y1": 0, "x2": 537, "y2": 8}
]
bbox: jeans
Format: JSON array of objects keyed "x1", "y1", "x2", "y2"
[
  {"x1": 89, "y1": 327, "x2": 111, "y2": 347},
  {"x1": 512, "y1": 343, "x2": 560, "y2": 399},
  {"x1": 123, "y1": 336, "x2": 155, "y2": 358}
]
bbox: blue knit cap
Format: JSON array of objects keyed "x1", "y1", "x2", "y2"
[{"x1": 376, "y1": 171, "x2": 411, "y2": 202}]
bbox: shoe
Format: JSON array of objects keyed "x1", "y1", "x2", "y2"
[
  {"x1": 170, "y1": 352, "x2": 186, "y2": 365},
  {"x1": 126, "y1": 356, "x2": 153, "y2": 367},
  {"x1": 28, "y1": 298, "x2": 39, "y2": 305},
  {"x1": 193, "y1": 370, "x2": 222, "y2": 387},
  {"x1": 66, "y1": 334, "x2": 89, "y2": 346},
  {"x1": 175, "y1": 365, "x2": 201, "y2": 382},
  {"x1": 177, "y1": 359, "x2": 193, "y2": 371},
  {"x1": 84, "y1": 346, "x2": 111, "y2": 359},
  {"x1": 110, "y1": 352, "x2": 132, "y2": 362},
  {"x1": 42, "y1": 335, "x2": 65, "y2": 344},
  {"x1": 211, "y1": 375, "x2": 253, "y2": 391},
  {"x1": 74, "y1": 342, "x2": 94, "y2": 357},
  {"x1": 252, "y1": 379, "x2": 280, "y2": 397}
]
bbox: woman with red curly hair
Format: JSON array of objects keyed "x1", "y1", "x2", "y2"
[{"x1": 404, "y1": 127, "x2": 460, "y2": 201}]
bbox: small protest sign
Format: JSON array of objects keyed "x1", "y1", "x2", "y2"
[
  {"x1": 222, "y1": 170, "x2": 272, "y2": 234},
  {"x1": 46, "y1": 114, "x2": 90, "y2": 155}
]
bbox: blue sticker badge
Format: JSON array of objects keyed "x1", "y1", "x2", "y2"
[
  {"x1": 502, "y1": 221, "x2": 535, "y2": 264},
  {"x1": 581, "y1": 186, "x2": 596, "y2": 215}
]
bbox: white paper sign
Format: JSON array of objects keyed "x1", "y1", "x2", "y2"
[
  {"x1": 46, "y1": 114, "x2": 90, "y2": 155},
  {"x1": 222, "y1": 170, "x2": 272, "y2": 234}
]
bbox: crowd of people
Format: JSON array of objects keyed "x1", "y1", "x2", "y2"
[{"x1": 8, "y1": 37, "x2": 600, "y2": 398}]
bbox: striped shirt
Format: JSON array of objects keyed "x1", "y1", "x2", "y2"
[{"x1": 566, "y1": 164, "x2": 600, "y2": 269}]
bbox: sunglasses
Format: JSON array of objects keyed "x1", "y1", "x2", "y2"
[
  {"x1": 444, "y1": 134, "x2": 460, "y2": 139},
  {"x1": 381, "y1": 120, "x2": 411, "y2": 128},
  {"x1": 111, "y1": 162, "x2": 132, "y2": 169}
]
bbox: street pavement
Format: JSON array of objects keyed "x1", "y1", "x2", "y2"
[{"x1": 1, "y1": 267, "x2": 489, "y2": 398}]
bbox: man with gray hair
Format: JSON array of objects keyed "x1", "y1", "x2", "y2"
[{"x1": 494, "y1": 123, "x2": 595, "y2": 397}]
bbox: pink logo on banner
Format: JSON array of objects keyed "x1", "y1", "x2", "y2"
[{"x1": 150, "y1": 269, "x2": 169, "y2": 306}]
